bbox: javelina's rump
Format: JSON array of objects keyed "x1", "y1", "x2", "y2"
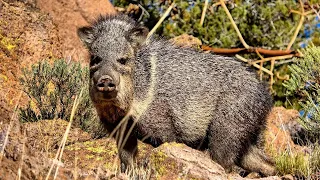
[{"x1": 78, "y1": 14, "x2": 275, "y2": 176}]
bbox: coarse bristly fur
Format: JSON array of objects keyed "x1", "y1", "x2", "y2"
[{"x1": 77, "y1": 13, "x2": 275, "y2": 176}]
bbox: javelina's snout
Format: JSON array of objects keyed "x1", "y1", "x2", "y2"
[{"x1": 96, "y1": 75, "x2": 116, "y2": 92}]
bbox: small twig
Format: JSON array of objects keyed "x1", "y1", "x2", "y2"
[
  {"x1": 208, "y1": 2, "x2": 222, "y2": 13},
  {"x1": 117, "y1": 117, "x2": 128, "y2": 150},
  {"x1": 17, "y1": 128, "x2": 26, "y2": 180},
  {"x1": 304, "y1": 10, "x2": 314, "y2": 16},
  {"x1": 287, "y1": 0, "x2": 305, "y2": 50},
  {"x1": 274, "y1": 59, "x2": 297, "y2": 65},
  {"x1": 220, "y1": 0, "x2": 250, "y2": 49},
  {"x1": 269, "y1": 59, "x2": 275, "y2": 91},
  {"x1": 252, "y1": 54, "x2": 295, "y2": 64},
  {"x1": 108, "y1": 113, "x2": 131, "y2": 139},
  {"x1": 290, "y1": 9, "x2": 303, "y2": 15},
  {"x1": 147, "y1": 2, "x2": 175, "y2": 39},
  {"x1": 255, "y1": 49, "x2": 265, "y2": 81},
  {"x1": 235, "y1": 55, "x2": 273, "y2": 76},
  {"x1": 200, "y1": 0, "x2": 209, "y2": 26},
  {"x1": 310, "y1": 4, "x2": 320, "y2": 20},
  {"x1": 137, "y1": 3, "x2": 150, "y2": 22},
  {"x1": 276, "y1": 72, "x2": 290, "y2": 81},
  {"x1": 290, "y1": 9, "x2": 313, "y2": 16}
]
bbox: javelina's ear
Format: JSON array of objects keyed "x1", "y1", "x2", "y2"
[
  {"x1": 77, "y1": 26, "x2": 94, "y2": 48},
  {"x1": 126, "y1": 26, "x2": 149, "y2": 49}
]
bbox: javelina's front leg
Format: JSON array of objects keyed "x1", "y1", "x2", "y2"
[{"x1": 118, "y1": 130, "x2": 138, "y2": 173}]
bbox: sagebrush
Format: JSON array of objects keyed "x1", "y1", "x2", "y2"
[
  {"x1": 283, "y1": 45, "x2": 320, "y2": 140},
  {"x1": 19, "y1": 59, "x2": 105, "y2": 137}
]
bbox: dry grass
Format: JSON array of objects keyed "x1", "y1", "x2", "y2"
[
  {"x1": 147, "y1": 2, "x2": 175, "y2": 39},
  {"x1": 0, "y1": 91, "x2": 22, "y2": 166},
  {"x1": 17, "y1": 128, "x2": 26, "y2": 180},
  {"x1": 45, "y1": 88, "x2": 84, "y2": 180},
  {"x1": 271, "y1": 136, "x2": 320, "y2": 179},
  {"x1": 274, "y1": 144, "x2": 320, "y2": 179}
]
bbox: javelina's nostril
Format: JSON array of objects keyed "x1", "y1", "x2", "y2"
[
  {"x1": 97, "y1": 82, "x2": 105, "y2": 88},
  {"x1": 108, "y1": 83, "x2": 115, "y2": 87},
  {"x1": 96, "y1": 75, "x2": 116, "y2": 92}
]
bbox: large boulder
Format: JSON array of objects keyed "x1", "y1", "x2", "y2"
[
  {"x1": 36, "y1": 0, "x2": 117, "y2": 61},
  {"x1": 149, "y1": 143, "x2": 227, "y2": 180},
  {"x1": 0, "y1": 0, "x2": 63, "y2": 110},
  {"x1": 265, "y1": 107, "x2": 304, "y2": 154}
]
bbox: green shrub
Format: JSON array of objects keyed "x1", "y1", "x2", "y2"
[
  {"x1": 19, "y1": 59, "x2": 105, "y2": 137},
  {"x1": 275, "y1": 150, "x2": 308, "y2": 177},
  {"x1": 283, "y1": 45, "x2": 320, "y2": 138},
  {"x1": 274, "y1": 144, "x2": 320, "y2": 178}
]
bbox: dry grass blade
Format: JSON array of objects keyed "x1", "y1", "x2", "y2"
[
  {"x1": 147, "y1": 2, "x2": 175, "y2": 39},
  {"x1": 0, "y1": 91, "x2": 22, "y2": 166},
  {"x1": 120, "y1": 56, "x2": 157, "y2": 151},
  {"x1": 252, "y1": 54, "x2": 295, "y2": 64},
  {"x1": 17, "y1": 128, "x2": 26, "y2": 180},
  {"x1": 117, "y1": 117, "x2": 128, "y2": 150},
  {"x1": 200, "y1": 0, "x2": 209, "y2": 26},
  {"x1": 235, "y1": 54, "x2": 273, "y2": 76},
  {"x1": 269, "y1": 59, "x2": 275, "y2": 91},
  {"x1": 255, "y1": 49, "x2": 265, "y2": 80},
  {"x1": 310, "y1": 4, "x2": 320, "y2": 20},
  {"x1": 287, "y1": 0, "x2": 305, "y2": 50},
  {"x1": 45, "y1": 88, "x2": 84, "y2": 180},
  {"x1": 220, "y1": 0, "x2": 250, "y2": 49},
  {"x1": 109, "y1": 114, "x2": 131, "y2": 139}
]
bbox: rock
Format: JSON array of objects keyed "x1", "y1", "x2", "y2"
[
  {"x1": 281, "y1": 174, "x2": 295, "y2": 180},
  {"x1": 170, "y1": 34, "x2": 202, "y2": 48},
  {"x1": 230, "y1": 173, "x2": 281, "y2": 180},
  {"x1": 35, "y1": 0, "x2": 117, "y2": 61},
  {"x1": 265, "y1": 107, "x2": 304, "y2": 154},
  {"x1": 149, "y1": 142, "x2": 227, "y2": 180},
  {"x1": 245, "y1": 172, "x2": 261, "y2": 178},
  {"x1": 62, "y1": 138, "x2": 118, "y2": 171},
  {"x1": 0, "y1": 0, "x2": 63, "y2": 109}
]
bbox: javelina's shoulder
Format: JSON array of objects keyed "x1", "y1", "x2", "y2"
[{"x1": 140, "y1": 37, "x2": 251, "y2": 72}]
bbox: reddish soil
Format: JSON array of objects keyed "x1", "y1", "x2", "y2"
[{"x1": 36, "y1": 0, "x2": 116, "y2": 61}]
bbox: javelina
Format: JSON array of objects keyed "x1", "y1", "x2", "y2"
[{"x1": 77, "y1": 14, "x2": 275, "y2": 176}]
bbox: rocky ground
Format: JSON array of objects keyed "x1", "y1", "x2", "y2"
[{"x1": 0, "y1": 0, "x2": 313, "y2": 179}]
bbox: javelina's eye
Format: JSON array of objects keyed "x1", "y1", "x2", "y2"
[
  {"x1": 90, "y1": 55, "x2": 102, "y2": 66},
  {"x1": 117, "y1": 58, "x2": 127, "y2": 65}
]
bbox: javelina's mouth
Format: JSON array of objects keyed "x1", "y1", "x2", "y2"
[
  {"x1": 98, "y1": 90, "x2": 118, "y2": 100},
  {"x1": 98, "y1": 91, "x2": 117, "y2": 100}
]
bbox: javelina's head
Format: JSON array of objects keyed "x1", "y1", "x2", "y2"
[{"x1": 77, "y1": 14, "x2": 148, "y2": 112}]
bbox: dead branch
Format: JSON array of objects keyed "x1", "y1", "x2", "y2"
[{"x1": 201, "y1": 46, "x2": 299, "y2": 56}]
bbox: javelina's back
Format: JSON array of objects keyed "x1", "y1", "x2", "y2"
[
  {"x1": 134, "y1": 39, "x2": 274, "y2": 174},
  {"x1": 77, "y1": 14, "x2": 275, "y2": 176}
]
